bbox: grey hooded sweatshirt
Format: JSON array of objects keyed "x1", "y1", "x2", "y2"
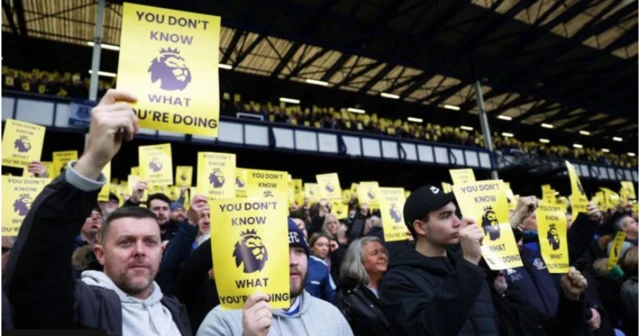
[
  {"x1": 81, "y1": 270, "x2": 182, "y2": 336},
  {"x1": 196, "y1": 290, "x2": 353, "y2": 336}
]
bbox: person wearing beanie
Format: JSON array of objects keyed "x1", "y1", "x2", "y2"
[
  {"x1": 170, "y1": 201, "x2": 187, "y2": 223},
  {"x1": 196, "y1": 218, "x2": 353, "y2": 336}
]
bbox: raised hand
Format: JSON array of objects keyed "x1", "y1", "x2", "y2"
[
  {"x1": 459, "y1": 217, "x2": 484, "y2": 265},
  {"x1": 242, "y1": 293, "x2": 272, "y2": 336}
]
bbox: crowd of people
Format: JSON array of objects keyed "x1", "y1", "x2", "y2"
[
  {"x1": 3, "y1": 65, "x2": 636, "y2": 169},
  {"x1": 1, "y1": 89, "x2": 637, "y2": 336}
]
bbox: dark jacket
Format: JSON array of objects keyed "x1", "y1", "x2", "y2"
[
  {"x1": 335, "y1": 280, "x2": 390, "y2": 336},
  {"x1": 2, "y1": 287, "x2": 13, "y2": 330},
  {"x1": 305, "y1": 256, "x2": 336, "y2": 303},
  {"x1": 379, "y1": 247, "x2": 499, "y2": 336},
  {"x1": 5, "y1": 171, "x2": 192, "y2": 335},
  {"x1": 156, "y1": 221, "x2": 199, "y2": 296}
]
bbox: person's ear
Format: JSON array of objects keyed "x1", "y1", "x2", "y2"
[
  {"x1": 94, "y1": 244, "x2": 106, "y2": 265},
  {"x1": 413, "y1": 219, "x2": 427, "y2": 236}
]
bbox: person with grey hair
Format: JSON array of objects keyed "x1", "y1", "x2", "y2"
[
  {"x1": 335, "y1": 236, "x2": 390, "y2": 336},
  {"x1": 607, "y1": 213, "x2": 638, "y2": 261}
]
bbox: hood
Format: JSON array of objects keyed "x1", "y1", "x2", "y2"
[
  {"x1": 81, "y1": 270, "x2": 163, "y2": 305},
  {"x1": 272, "y1": 290, "x2": 312, "y2": 318},
  {"x1": 387, "y1": 246, "x2": 460, "y2": 276}
]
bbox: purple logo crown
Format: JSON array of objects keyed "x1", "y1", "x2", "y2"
[{"x1": 148, "y1": 47, "x2": 192, "y2": 91}]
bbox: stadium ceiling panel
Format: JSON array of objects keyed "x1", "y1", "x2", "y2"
[{"x1": 2, "y1": 0, "x2": 637, "y2": 140}]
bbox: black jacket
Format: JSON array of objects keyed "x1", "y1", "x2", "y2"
[
  {"x1": 335, "y1": 280, "x2": 391, "y2": 336},
  {"x1": 5, "y1": 173, "x2": 191, "y2": 335},
  {"x1": 379, "y1": 247, "x2": 499, "y2": 336}
]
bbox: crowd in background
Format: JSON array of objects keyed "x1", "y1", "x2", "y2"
[{"x1": 2, "y1": 65, "x2": 637, "y2": 169}]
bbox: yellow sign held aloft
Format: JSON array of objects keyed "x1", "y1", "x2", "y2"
[
  {"x1": 2, "y1": 119, "x2": 46, "y2": 169},
  {"x1": 139, "y1": 144, "x2": 173, "y2": 186},
  {"x1": 52, "y1": 151, "x2": 78, "y2": 178},
  {"x1": 197, "y1": 152, "x2": 236, "y2": 201},
  {"x1": 315, "y1": 173, "x2": 342, "y2": 200},
  {"x1": 235, "y1": 168, "x2": 248, "y2": 198},
  {"x1": 128, "y1": 175, "x2": 148, "y2": 203},
  {"x1": 2, "y1": 176, "x2": 49, "y2": 235},
  {"x1": 358, "y1": 182, "x2": 380, "y2": 208},
  {"x1": 22, "y1": 161, "x2": 53, "y2": 178},
  {"x1": 176, "y1": 166, "x2": 193, "y2": 187},
  {"x1": 291, "y1": 179, "x2": 303, "y2": 195},
  {"x1": 117, "y1": 3, "x2": 222, "y2": 136},
  {"x1": 441, "y1": 182, "x2": 452, "y2": 193},
  {"x1": 210, "y1": 197, "x2": 290, "y2": 310},
  {"x1": 566, "y1": 161, "x2": 588, "y2": 216},
  {"x1": 304, "y1": 183, "x2": 320, "y2": 203},
  {"x1": 536, "y1": 203, "x2": 570, "y2": 273},
  {"x1": 620, "y1": 181, "x2": 636, "y2": 202},
  {"x1": 131, "y1": 166, "x2": 140, "y2": 177},
  {"x1": 98, "y1": 162, "x2": 112, "y2": 202},
  {"x1": 608, "y1": 231, "x2": 627, "y2": 270},
  {"x1": 331, "y1": 201, "x2": 349, "y2": 220},
  {"x1": 449, "y1": 168, "x2": 476, "y2": 186},
  {"x1": 453, "y1": 180, "x2": 523, "y2": 270},
  {"x1": 600, "y1": 187, "x2": 620, "y2": 210},
  {"x1": 246, "y1": 169, "x2": 288, "y2": 199},
  {"x1": 379, "y1": 187, "x2": 409, "y2": 242}
]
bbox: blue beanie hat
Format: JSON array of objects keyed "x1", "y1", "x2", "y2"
[
  {"x1": 288, "y1": 218, "x2": 310, "y2": 256},
  {"x1": 170, "y1": 202, "x2": 184, "y2": 211}
]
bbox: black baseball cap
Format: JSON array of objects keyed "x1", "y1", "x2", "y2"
[{"x1": 403, "y1": 185, "x2": 455, "y2": 228}]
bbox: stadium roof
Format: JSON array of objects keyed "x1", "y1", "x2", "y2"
[{"x1": 2, "y1": 0, "x2": 638, "y2": 140}]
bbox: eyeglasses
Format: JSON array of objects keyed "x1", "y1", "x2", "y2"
[{"x1": 2, "y1": 247, "x2": 12, "y2": 254}]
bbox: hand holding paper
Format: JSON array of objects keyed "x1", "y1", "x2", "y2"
[{"x1": 459, "y1": 217, "x2": 483, "y2": 265}]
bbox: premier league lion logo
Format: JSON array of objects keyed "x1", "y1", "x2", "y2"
[
  {"x1": 149, "y1": 158, "x2": 163, "y2": 173},
  {"x1": 547, "y1": 224, "x2": 561, "y2": 250},
  {"x1": 209, "y1": 169, "x2": 225, "y2": 188},
  {"x1": 14, "y1": 136, "x2": 31, "y2": 153},
  {"x1": 233, "y1": 229, "x2": 268, "y2": 273},
  {"x1": 367, "y1": 190, "x2": 376, "y2": 200},
  {"x1": 13, "y1": 194, "x2": 32, "y2": 216},
  {"x1": 325, "y1": 183, "x2": 335, "y2": 193},
  {"x1": 390, "y1": 203, "x2": 403, "y2": 223},
  {"x1": 236, "y1": 176, "x2": 245, "y2": 188},
  {"x1": 148, "y1": 47, "x2": 192, "y2": 91},
  {"x1": 263, "y1": 190, "x2": 274, "y2": 198},
  {"x1": 481, "y1": 206, "x2": 501, "y2": 241}
]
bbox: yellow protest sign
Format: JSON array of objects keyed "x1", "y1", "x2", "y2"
[
  {"x1": 246, "y1": 169, "x2": 288, "y2": 199},
  {"x1": 1, "y1": 119, "x2": 46, "y2": 168},
  {"x1": 449, "y1": 168, "x2": 476, "y2": 185},
  {"x1": 315, "y1": 173, "x2": 341, "y2": 200},
  {"x1": 331, "y1": 201, "x2": 349, "y2": 220},
  {"x1": 98, "y1": 162, "x2": 112, "y2": 202},
  {"x1": 149, "y1": 184, "x2": 167, "y2": 194},
  {"x1": 176, "y1": 166, "x2": 193, "y2": 187},
  {"x1": 608, "y1": 231, "x2": 626, "y2": 270},
  {"x1": 542, "y1": 184, "x2": 551, "y2": 192},
  {"x1": 350, "y1": 183, "x2": 358, "y2": 196},
  {"x1": 379, "y1": 187, "x2": 409, "y2": 242},
  {"x1": 22, "y1": 162, "x2": 53, "y2": 178},
  {"x1": 304, "y1": 183, "x2": 320, "y2": 203},
  {"x1": 441, "y1": 182, "x2": 452, "y2": 193},
  {"x1": 593, "y1": 191, "x2": 605, "y2": 210},
  {"x1": 128, "y1": 175, "x2": 148, "y2": 202},
  {"x1": 358, "y1": 182, "x2": 380, "y2": 207},
  {"x1": 117, "y1": 3, "x2": 222, "y2": 136},
  {"x1": 167, "y1": 186, "x2": 181, "y2": 201},
  {"x1": 620, "y1": 181, "x2": 636, "y2": 201},
  {"x1": 52, "y1": 151, "x2": 78, "y2": 178},
  {"x1": 291, "y1": 179, "x2": 303, "y2": 195},
  {"x1": 210, "y1": 197, "x2": 290, "y2": 310},
  {"x1": 453, "y1": 181, "x2": 523, "y2": 270},
  {"x1": 235, "y1": 168, "x2": 248, "y2": 198},
  {"x1": 197, "y1": 152, "x2": 236, "y2": 201},
  {"x1": 600, "y1": 187, "x2": 620, "y2": 210},
  {"x1": 536, "y1": 204, "x2": 569, "y2": 273},
  {"x1": 131, "y1": 166, "x2": 140, "y2": 177},
  {"x1": 139, "y1": 143, "x2": 173, "y2": 186},
  {"x1": 565, "y1": 161, "x2": 588, "y2": 216},
  {"x1": 2, "y1": 176, "x2": 49, "y2": 235}
]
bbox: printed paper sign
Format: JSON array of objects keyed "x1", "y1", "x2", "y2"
[
  {"x1": 379, "y1": 187, "x2": 409, "y2": 242},
  {"x1": 139, "y1": 143, "x2": 173, "y2": 186},
  {"x1": 358, "y1": 182, "x2": 380, "y2": 208},
  {"x1": 117, "y1": 3, "x2": 222, "y2": 136},
  {"x1": 128, "y1": 175, "x2": 148, "y2": 202},
  {"x1": 2, "y1": 176, "x2": 49, "y2": 235},
  {"x1": 22, "y1": 162, "x2": 53, "y2": 178},
  {"x1": 536, "y1": 203, "x2": 569, "y2": 273},
  {"x1": 315, "y1": 173, "x2": 341, "y2": 200},
  {"x1": 197, "y1": 152, "x2": 236, "y2": 201},
  {"x1": 176, "y1": 166, "x2": 193, "y2": 187},
  {"x1": 620, "y1": 181, "x2": 636, "y2": 201},
  {"x1": 449, "y1": 168, "x2": 476, "y2": 186},
  {"x1": 453, "y1": 180, "x2": 523, "y2": 270},
  {"x1": 131, "y1": 166, "x2": 140, "y2": 177},
  {"x1": 331, "y1": 201, "x2": 349, "y2": 220},
  {"x1": 211, "y1": 197, "x2": 290, "y2": 310},
  {"x1": 235, "y1": 168, "x2": 248, "y2": 198},
  {"x1": 2, "y1": 119, "x2": 46, "y2": 169},
  {"x1": 246, "y1": 169, "x2": 288, "y2": 199},
  {"x1": 304, "y1": 183, "x2": 320, "y2": 203},
  {"x1": 441, "y1": 182, "x2": 452, "y2": 193},
  {"x1": 52, "y1": 151, "x2": 78, "y2": 178},
  {"x1": 98, "y1": 162, "x2": 112, "y2": 202},
  {"x1": 608, "y1": 231, "x2": 626, "y2": 270},
  {"x1": 565, "y1": 161, "x2": 588, "y2": 216}
]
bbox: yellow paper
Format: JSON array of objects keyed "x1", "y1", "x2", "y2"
[
  {"x1": 608, "y1": 231, "x2": 626, "y2": 270},
  {"x1": 441, "y1": 182, "x2": 452, "y2": 193},
  {"x1": 315, "y1": 173, "x2": 341, "y2": 200},
  {"x1": 22, "y1": 161, "x2": 53, "y2": 178},
  {"x1": 304, "y1": 183, "x2": 320, "y2": 203},
  {"x1": 245, "y1": 169, "x2": 288, "y2": 199},
  {"x1": 379, "y1": 187, "x2": 410, "y2": 242},
  {"x1": 449, "y1": 168, "x2": 476, "y2": 185},
  {"x1": 565, "y1": 161, "x2": 588, "y2": 216},
  {"x1": 331, "y1": 201, "x2": 349, "y2": 220},
  {"x1": 98, "y1": 162, "x2": 112, "y2": 202},
  {"x1": 1, "y1": 119, "x2": 46, "y2": 168},
  {"x1": 536, "y1": 203, "x2": 570, "y2": 273},
  {"x1": 131, "y1": 166, "x2": 140, "y2": 176},
  {"x1": 2, "y1": 176, "x2": 49, "y2": 235},
  {"x1": 542, "y1": 187, "x2": 557, "y2": 203},
  {"x1": 117, "y1": 3, "x2": 222, "y2": 137},
  {"x1": 176, "y1": 166, "x2": 193, "y2": 187},
  {"x1": 593, "y1": 192, "x2": 605, "y2": 210},
  {"x1": 620, "y1": 181, "x2": 636, "y2": 201},
  {"x1": 601, "y1": 187, "x2": 620, "y2": 210},
  {"x1": 358, "y1": 182, "x2": 380, "y2": 208},
  {"x1": 197, "y1": 152, "x2": 236, "y2": 201},
  {"x1": 167, "y1": 185, "x2": 181, "y2": 201},
  {"x1": 139, "y1": 143, "x2": 173, "y2": 186},
  {"x1": 235, "y1": 168, "x2": 248, "y2": 198},
  {"x1": 291, "y1": 179, "x2": 303, "y2": 195},
  {"x1": 128, "y1": 175, "x2": 148, "y2": 202},
  {"x1": 52, "y1": 151, "x2": 78, "y2": 178},
  {"x1": 453, "y1": 180, "x2": 523, "y2": 270},
  {"x1": 210, "y1": 197, "x2": 290, "y2": 310}
]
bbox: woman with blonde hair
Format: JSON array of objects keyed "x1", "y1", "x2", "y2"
[{"x1": 335, "y1": 236, "x2": 390, "y2": 336}]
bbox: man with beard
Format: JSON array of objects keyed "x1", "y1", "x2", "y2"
[
  {"x1": 171, "y1": 201, "x2": 187, "y2": 223},
  {"x1": 5, "y1": 89, "x2": 191, "y2": 334},
  {"x1": 196, "y1": 219, "x2": 353, "y2": 336}
]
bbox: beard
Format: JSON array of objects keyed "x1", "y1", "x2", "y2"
[
  {"x1": 290, "y1": 269, "x2": 307, "y2": 298},
  {"x1": 112, "y1": 259, "x2": 157, "y2": 296}
]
